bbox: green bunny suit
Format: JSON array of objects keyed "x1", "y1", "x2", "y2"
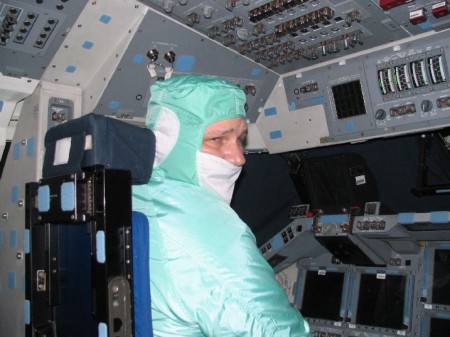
[{"x1": 132, "y1": 75, "x2": 310, "y2": 337}]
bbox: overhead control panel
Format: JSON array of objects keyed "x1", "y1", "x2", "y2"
[
  {"x1": 0, "y1": 0, "x2": 89, "y2": 79},
  {"x1": 137, "y1": 0, "x2": 450, "y2": 75},
  {"x1": 90, "y1": 6, "x2": 279, "y2": 124}
]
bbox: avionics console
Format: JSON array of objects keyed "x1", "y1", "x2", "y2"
[{"x1": 261, "y1": 208, "x2": 450, "y2": 337}]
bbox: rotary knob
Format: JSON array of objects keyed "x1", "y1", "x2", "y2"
[{"x1": 375, "y1": 109, "x2": 386, "y2": 120}]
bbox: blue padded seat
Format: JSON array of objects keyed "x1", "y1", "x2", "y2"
[
  {"x1": 41, "y1": 113, "x2": 156, "y2": 336},
  {"x1": 132, "y1": 211, "x2": 153, "y2": 337}
]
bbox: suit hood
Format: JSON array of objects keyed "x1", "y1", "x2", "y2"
[{"x1": 146, "y1": 75, "x2": 246, "y2": 186}]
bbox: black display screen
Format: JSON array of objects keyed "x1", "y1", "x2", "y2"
[
  {"x1": 356, "y1": 273, "x2": 407, "y2": 330},
  {"x1": 430, "y1": 317, "x2": 450, "y2": 337},
  {"x1": 331, "y1": 80, "x2": 367, "y2": 119},
  {"x1": 431, "y1": 249, "x2": 450, "y2": 305},
  {"x1": 300, "y1": 270, "x2": 344, "y2": 322}
]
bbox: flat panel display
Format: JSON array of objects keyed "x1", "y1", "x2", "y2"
[
  {"x1": 356, "y1": 273, "x2": 406, "y2": 330},
  {"x1": 431, "y1": 249, "x2": 450, "y2": 306},
  {"x1": 429, "y1": 317, "x2": 450, "y2": 337},
  {"x1": 300, "y1": 270, "x2": 345, "y2": 322}
]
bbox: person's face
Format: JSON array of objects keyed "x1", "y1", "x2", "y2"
[{"x1": 201, "y1": 118, "x2": 248, "y2": 167}]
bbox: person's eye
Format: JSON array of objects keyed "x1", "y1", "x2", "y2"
[{"x1": 237, "y1": 134, "x2": 247, "y2": 145}]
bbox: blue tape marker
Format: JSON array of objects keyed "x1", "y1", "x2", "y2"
[
  {"x1": 272, "y1": 234, "x2": 284, "y2": 251},
  {"x1": 8, "y1": 271, "x2": 16, "y2": 289},
  {"x1": 0, "y1": 100, "x2": 3, "y2": 112},
  {"x1": 269, "y1": 130, "x2": 283, "y2": 139},
  {"x1": 419, "y1": 21, "x2": 432, "y2": 29},
  {"x1": 11, "y1": 185, "x2": 19, "y2": 203},
  {"x1": 305, "y1": 218, "x2": 314, "y2": 229},
  {"x1": 27, "y1": 137, "x2": 35, "y2": 157},
  {"x1": 311, "y1": 95, "x2": 326, "y2": 104},
  {"x1": 38, "y1": 185, "x2": 50, "y2": 212},
  {"x1": 109, "y1": 101, "x2": 120, "y2": 109},
  {"x1": 65, "y1": 65, "x2": 76, "y2": 73},
  {"x1": 288, "y1": 102, "x2": 297, "y2": 111},
  {"x1": 422, "y1": 248, "x2": 430, "y2": 297},
  {"x1": 9, "y1": 230, "x2": 17, "y2": 248},
  {"x1": 403, "y1": 276, "x2": 413, "y2": 325},
  {"x1": 430, "y1": 211, "x2": 450, "y2": 223},
  {"x1": 22, "y1": 272, "x2": 25, "y2": 293},
  {"x1": 398, "y1": 213, "x2": 415, "y2": 224},
  {"x1": 133, "y1": 54, "x2": 144, "y2": 64},
  {"x1": 98, "y1": 322, "x2": 107, "y2": 337},
  {"x1": 96, "y1": 231, "x2": 106, "y2": 263},
  {"x1": 61, "y1": 182, "x2": 75, "y2": 212},
  {"x1": 320, "y1": 214, "x2": 349, "y2": 224},
  {"x1": 345, "y1": 121, "x2": 355, "y2": 132},
  {"x1": 82, "y1": 41, "x2": 94, "y2": 49},
  {"x1": 251, "y1": 68, "x2": 261, "y2": 77},
  {"x1": 0, "y1": 230, "x2": 3, "y2": 248},
  {"x1": 174, "y1": 55, "x2": 196, "y2": 72},
  {"x1": 264, "y1": 107, "x2": 277, "y2": 116},
  {"x1": 99, "y1": 15, "x2": 111, "y2": 24},
  {"x1": 13, "y1": 142, "x2": 20, "y2": 160},
  {"x1": 340, "y1": 274, "x2": 350, "y2": 317},
  {"x1": 24, "y1": 229, "x2": 30, "y2": 254},
  {"x1": 24, "y1": 300, "x2": 30, "y2": 324}
]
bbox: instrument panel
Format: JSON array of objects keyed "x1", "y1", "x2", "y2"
[
  {"x1": 257, "y1": 29, "x2": 450, "y2": 153},
  {"x1": 261, "y1": 209, "x2": 450, "y2": 337}
]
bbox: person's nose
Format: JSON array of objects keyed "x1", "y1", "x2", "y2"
[{"x1": 225, "y1": 142, "x2": 246, "y2": 167}]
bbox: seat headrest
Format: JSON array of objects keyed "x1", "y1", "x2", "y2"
[{"x1": 43, "y1": 113, "x2": 155, "y2": 184}]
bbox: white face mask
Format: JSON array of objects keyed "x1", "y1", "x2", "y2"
[{"x1": 197, "y1": 151, "x2": 242, "y2": 204}]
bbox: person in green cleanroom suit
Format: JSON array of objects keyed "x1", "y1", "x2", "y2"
[{"x1": 132, "y1": 74, "x2": 311, "y2": 337}]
